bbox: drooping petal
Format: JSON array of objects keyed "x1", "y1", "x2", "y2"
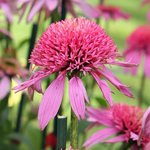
[
  {"x1": 27, "y1": 0, "x2": 45, "y2": 22},
  {"x1": 74, "y1": 0, "x2": 99, "y2": 18},
  {"x1": 13, "y1": 70, "x2": 51, "y2": 92},
  {"x1": 105, "y1": 134, "x2": 127, "y2": 143},
  {"x1": 91, "y1": 71, "x2": 113, "y2": 106},
  {"x1": 1, "y1": 3, "x2": 12, "y2": 22},
  {"x1": 140, "y1": 107, "x2": 150, "y2": 137},
  {"x1": 38, "y1": 72, "x2": 66, "y2": 130},
  {"x1": 76, "y1": 77, "x2": 89, "y2": 102},
  {"x1": 86, "y1": 107, "x2": 114, "y2": 127},
  {"x1": 83, "y1": 128, "x2": 119, "y2": 148},
  {"x1": 97, "y1": 67, "x2": 133, "y2": 98},
  {"x1": 46, "y1": 0, "x2": 58, "y2": 11},
  {"x1": 33, "y1": 79, "x2": 43, "y2": 93},
  {"x1": 0, "y1": 76, "x2": 10, "y2": 100},
  {"x1": 124, "y1": 49, "x2": 142, "y2": 75},
  {"x1": 69, "y1": 76, "x2": 86, "y2": 119},
  {"x1": 144, "y1": 55, "x2": 150, "y2": 77},
  {"x1": 108, "y1": 60, "x2": 138, "y2": 67}
]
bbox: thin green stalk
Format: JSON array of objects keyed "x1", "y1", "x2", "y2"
[
  {"x1": 70, "y1": 109, "x2": 78, "y2": 149},
  {"x1": 138, "y1": 73, "x2": 146, "y2": 106}
]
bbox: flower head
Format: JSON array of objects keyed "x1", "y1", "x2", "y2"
[
  {"x1": 84, "y1": 104, "x2": 150, "y2": 149},
  {"x1": 97, "y1": 5, "x2": 130, "y2": 21},
  {"x1": 124, "y1": 25, "x2": 150, "y2": 77},
  {"x1": 0, "y1": 57, "x2": 27, "y2": 100},
  {"x1": 14, "y1": 18, "x2": 134, "y2": 130},
  {"x1": 18, "y1": 0, "x2": 98, "y2": 22},
  {"x1": 0, "y1": 0, "x2": 17, "y2": 22}
]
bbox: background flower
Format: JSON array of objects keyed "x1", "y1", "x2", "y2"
[
  {"x1": 0, "y1": 0, "x2": 17, "y2": 22},
  {"x1": 84, "y1": 104, "x2": 150, "y2": 149},
  {"x1": 124, "y1": 25, "x2": 150, "y2": 77},
  {"x1": 97, "y1": 5, "x2": 130, "y2": 21},
  {"x1": 18, "y1": 0, "x2": 98, "y2": 22}
]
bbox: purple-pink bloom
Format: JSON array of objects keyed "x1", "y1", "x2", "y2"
[
  {"x1": 18, "y1": 0, "x2": 98, "y2": 22},
  {"x1": 124, "y1": 25, "x2": 150, "y2": 77},
  {"x1": 14, "y1": 18, "x2": 134, "y2": 130},
  {"x1": 97, "y1": 5, "x2": 130, "y2": 21},
  {"x1": 84, "y1": 104, "x2": 150, "y2": 150},
  {"x1": 0, "y1": 0, "x2": 17, "y2": 22},
  {"x1": 0, "y1": 57, "x2": 27, "y2": 100}
]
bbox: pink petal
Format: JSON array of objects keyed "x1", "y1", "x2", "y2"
[
  {"x1": 108, "y1": 60, "x2": 138, "y2": 67},
  {"x1": 83, "y1": 128, "x2": 119, "y2": 148},
  {"x1": 98, "y1": 68, "x2": 133, "y2": 98},
  {"x1": 0, "y1": 76, "x2": 10, "y2": 100},
  {"x1": 33, "y1": 79, "x2": 43, "y2": 93},
  {"x1": 147, "y1": 11, "x2": 150, "y2": 21},
  {"x1": 13, "y1": 70, "x2": 51, "y2": 92},
  {"x1": 140, "y1": 107, "x2": 150, "y2": 138},
  {"x1": 130, "y1": 132, "x2": 139, "y2": 141},
  {"x1": 73, "y1": 0, "x2": 99, "y2": 18},
  {"x1": 144, "y1": 142, "x2": 150, "y2": 150},
  {"x1": 38, "y1": 72, "x2": 66, "y2": 130},
  {"x1": 91, "y1": 71, "x2": 113, "y2": 106},
  {"x1": 27, "y1": 0, "x2": 45, "y2": 22},
  {"x1": 86, "y1": 107, "x2": 114, "y2": 127},
  {"x1": 1, "y1": 3, "x2": 13, "y2": 22},
  {"x1": 69, "y1": 76, "x2": 86, "y2": 119},
  {"x1": 124, "y1": 50, "x2": 142, "y2": 75},
  {"x1": 105, "y1": 134, "x2": 127, "y2": 143},
  {"x1": 46, "y1": 0, "x2": 58, "y2": 11},
  {"x1": 144, "y1": 55, "x2": 150, "y2": 77}
]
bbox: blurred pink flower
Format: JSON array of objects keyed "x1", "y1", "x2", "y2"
[
  {"x1": 142, "y1": 0, "x2": 150, "y2": 5},
  {"x1": 18, "y1": 0, "x2": 99, "y2": 22},
  {"x1": 84, "y1": 104, "x2": 150, "y2": 149},
  {"x1": 14, "y1": 18, "x2": 134, "y2": 130},
  {"x1": 0, "y1": 57, "x2": 28, "y2": 100},
  {"x1": 0, "y1": 0, "x2": 17, "y2": 22},
  {"x1": 124, "y1": 25, "x2": 150, "y2": 77},
  {"x1": 97, "y1": 5, "x2": 130, "y2": 21}
]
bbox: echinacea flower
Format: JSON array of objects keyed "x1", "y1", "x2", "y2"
[
  {"x1": 0, "y1": 0, "x2": 17, "y2": 22},
  {"x1": 14, "y1": 18, "x2": 135, "y2": 130},
  {"x1": 0, "y1": 57, "x2": 27, "y2": 100},
  {"x1": 124, "y1": 25, "x2": 150, "y2": 77},
  {"x1": 18, "y1": 0, "x2": 99, "y2": 22},
  {"x1": 97, "y1": 5, "x2": 130, "y2": 21},
  {"x1": 84, "y1": 104, "x2": 150, "y2": 150}
]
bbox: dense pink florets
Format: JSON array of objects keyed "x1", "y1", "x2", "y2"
[
  {"x1": 31, "y1": 18, "x2": 117, "y2": 74},
  {"x1": 127, "y1": 25, "x2": 150, "y2": 54}
]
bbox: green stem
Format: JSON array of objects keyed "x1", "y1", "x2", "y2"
[
  {"x1": 70, "y1": 109, "x2": 78, "y2": 149},
  {"x1": 56, "y1": 115, "x2": 67, "y2": 150},
  {"x1": 138, "y1": 73, "x2": 146, "y2": 106}
]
